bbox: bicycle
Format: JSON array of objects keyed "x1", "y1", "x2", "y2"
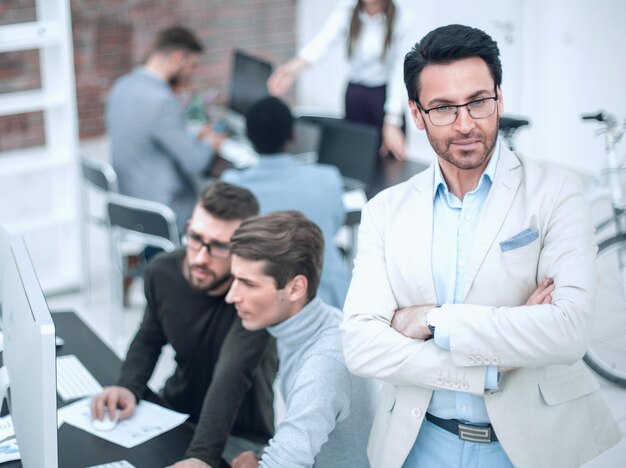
[
  {"x1": 499, "y1": 115, "x2": 530, "y2": 152},
  {"x1": 581, "y1": 110, "x2": 626, "y2": 386}
]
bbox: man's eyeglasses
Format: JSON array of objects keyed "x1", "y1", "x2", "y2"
[
  {"x1": 417, "y1": 93, "x2": 498, "y2": 126},
  {"x1": 183, "y1": 231, "x2": 231, "y2": 259}
]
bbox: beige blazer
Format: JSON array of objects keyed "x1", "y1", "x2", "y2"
[{"x1": 342, "y1": 146, "x2": 622, "y2": 468}]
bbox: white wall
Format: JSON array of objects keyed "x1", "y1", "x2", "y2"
[{"x1": 295, "y1": 0, "x2": 626, "y2": 173}]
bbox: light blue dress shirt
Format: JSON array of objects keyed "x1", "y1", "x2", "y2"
[{"x1": 428, "y1": 142, "x2": 501, "y2": 424}]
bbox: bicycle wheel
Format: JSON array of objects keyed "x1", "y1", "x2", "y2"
[{"x1": 584, "y1": 233, "x2": 626, "y2": 385}]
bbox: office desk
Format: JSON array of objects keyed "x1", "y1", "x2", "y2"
[{"x1": 6, "y1": 311, "x2": 195, "y2": 468}]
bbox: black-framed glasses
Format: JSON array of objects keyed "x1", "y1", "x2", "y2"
[
  {"x1": 417, "y1": 92, "x2": 498, "y2": 126},
  {"x1": 183, "y1": 231, "x2": 231, "y2": 259}
]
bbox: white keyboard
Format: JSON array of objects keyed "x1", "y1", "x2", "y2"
[
  {"x1": 56, "y1": 354, "x2": 103, "y2": 401},
  {"x1": 87, "y1": 461, "x2": 136, "y2": 468}
]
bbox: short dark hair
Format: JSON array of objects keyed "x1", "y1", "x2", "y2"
[
  {"x1": 245, "y1": 97, "x2": 294, "y2": 154},
  {"x1": 404, "y1": 24, "x2": 502, "y2": 103},
  {"x1": 230, "y1": 211, "x2": 324, "y2": 302},
  {"x1": 199, "y1": 181, "x2": 259, "y2": 220},
  {"x1": 154, "y1": 26, "x2": 204, "y2": 54}
]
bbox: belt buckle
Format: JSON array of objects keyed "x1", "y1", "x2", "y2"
[{"x1": 458, "y1": 422, "x2": 492, "y2": 443}]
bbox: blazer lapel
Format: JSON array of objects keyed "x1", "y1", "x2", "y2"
[
  {"x1": 404, "y1": 167, "x2": 438, "y2": 304},
  {"x1": 462, "y1": 146, "x2": 522, "y2": 300}
]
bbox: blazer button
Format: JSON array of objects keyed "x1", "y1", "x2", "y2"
[
  {"x1": 411, "y1": 407, "x2": 422, "y2": 418},
  {"x1": 491, "y1": 356, "x2": 500, "y2": 365},
  {"x1": 444, "y1": 377, "x2": 451, "y2": 386},
  {"x1": 475, "y1": 356, "x2": 483, "y2": 364},
  {"x1": 461, "y1": 381, "x2": 469, "y2": 390},
  {"x1": 437, "y1": 376, "x2": 444, "y2": 385},
  {"x1": 453, "y1": 380, "x2": 460, "y2": 389},
  {"x1": 468, "y1": 356, "x2": 475, "y2": 364}
]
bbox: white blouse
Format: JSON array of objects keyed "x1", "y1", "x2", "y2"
[{"x1": 298, "y1": 0, "x2": 415, "y2": 117}]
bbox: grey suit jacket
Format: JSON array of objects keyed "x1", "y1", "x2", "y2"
[
  {"x1": 223, "y1": 154, "x2": 351, "y2": 309},
  {"x1": 107, "y1": 68, "x2": 213, "y2": 232},
  {"x1": 342, "y1": 145, "x2": 622, "y2": 468}
]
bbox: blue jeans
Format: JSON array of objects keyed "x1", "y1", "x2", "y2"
[{"x1": 403, "y1": 418, "x2": 514, "y2": 468}]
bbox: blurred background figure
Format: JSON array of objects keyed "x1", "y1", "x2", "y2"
[
  {"x1": 107, "y1": 26, "x2": 225, "y2": 234},
  {"x1": 268, "y1": 0, "x2": 414, "y2": 161},
  {"x1": 222, "y1": 97, "x2": 351, "y2": 308}
]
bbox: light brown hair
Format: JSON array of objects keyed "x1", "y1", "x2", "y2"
[{"x1": 230, "y1": 211, "x2": 324, "y2": 301}]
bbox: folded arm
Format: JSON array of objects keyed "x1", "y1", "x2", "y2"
[
  {"x1": 342, "y1": 203, "x2": 487, "y2": 394},
  {"x1": 185, "y1": 320, "x2": 275, "y2": 466}
]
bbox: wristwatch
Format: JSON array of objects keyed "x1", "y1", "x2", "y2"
[{"x1": 426, "y1": 311, "x2": 435, "y2": 337}]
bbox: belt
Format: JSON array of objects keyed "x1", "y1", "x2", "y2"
[{"x1": 425, "y1": 413, "x2": 498, "y2": 443}]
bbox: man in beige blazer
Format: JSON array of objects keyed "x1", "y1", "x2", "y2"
[{"x1": 342, "y1": 24, "x2": 622, "y2": 468}]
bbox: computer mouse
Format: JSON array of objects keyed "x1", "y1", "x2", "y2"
[{"x1": 92, "y1": 409, "x2": 120, "y2": 432}]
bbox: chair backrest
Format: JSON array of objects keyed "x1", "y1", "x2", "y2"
[
  {"x1": 299, "y1": 116, "x2": 379, "y2": 189},
  {"x1": 107, "y1": 193, "x2": 180, "y2": 252},
  {"x1": 289, "y1": 118, "x2": 322, "y2": 156},
  {"x1": 81, "y1": 157, "x2": 119, "y2": 193}
]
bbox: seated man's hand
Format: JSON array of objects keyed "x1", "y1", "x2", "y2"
[
  {"x1": 167, "y1": 458, "x2": 211, "y2": 468},
  {"x1": 198, "y1": 124, "x2": 227, "y2": 152},
  {"x1": 231, "y1": 451, "x2": 259, "y2": 468},
  {"x1": 391, "y1": 304, "x2": 436, "y2": 340},
  {"x1": 90, "y1": 385, "x2": 136, "y2": 421}
]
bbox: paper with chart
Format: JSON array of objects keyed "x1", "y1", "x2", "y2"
[
  {"x1": 0, "y1": 415, "x2": 20, "y2": 463},
  {"x1": 58, "y1": 397, "x2": 189, "y2": 449}
]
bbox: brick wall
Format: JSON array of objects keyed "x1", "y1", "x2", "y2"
[{"x1": 0, "y1": 0, "x2": 296, "y2": 149}]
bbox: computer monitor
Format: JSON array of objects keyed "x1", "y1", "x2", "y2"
[
  {"x1": 313, "y1": 118, "x2": 380, "y2": 190},
  {"x1": 0, "y1": 228, "x2": 58, "y2": 467},
  {"x1": 228, "y1": 50, "x2": 273, "y2": 115}
]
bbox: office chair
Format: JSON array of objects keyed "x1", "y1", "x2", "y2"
[
  {"x1": 289, "y1": 118, "x2": 322, "y2": 157},
  {"x1": 80, "y1": 156, "x2": 119, "y2": 295},
  {"x1": 107, "y1": 193, "x2": 180, "y2": 343}
]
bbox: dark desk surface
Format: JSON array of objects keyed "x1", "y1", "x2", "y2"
[
  {"x1": 368, "y1": 157, "x2": 428, "y2": 198},
  {"x1": 6, "y1": 311, "x2": 195, "y2": 468}
]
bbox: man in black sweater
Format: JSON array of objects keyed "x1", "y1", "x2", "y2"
[{"x1": 91, "y1": 181, "x2": 277, "y2": 468}]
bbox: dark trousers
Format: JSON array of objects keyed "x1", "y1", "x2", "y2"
[
  {"x1": 344, "y1": 82, "x2": 405, "y2": 158},
  {"x1": 345, "y1": 82, "x2": 387, "y2": 134}
]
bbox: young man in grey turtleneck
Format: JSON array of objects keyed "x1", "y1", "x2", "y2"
[{"x1": 225, "y1": 211, "x2": 375, "y2": 468}]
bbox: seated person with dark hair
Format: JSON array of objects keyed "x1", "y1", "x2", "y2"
[
  {"x1": 91, "y1": 181, "x2": 277, "y2": 468},
  {"x1": 226, "y1": 211, "x2": 374, "y2": 468},
  {"x1": 222, "y1": 96, "x2": 351, "y2": 309}
]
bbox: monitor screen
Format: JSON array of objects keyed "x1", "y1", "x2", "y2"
[
  {"x1": 1, "y1": 229, "x2": 58, "y2": 467},
  {"x1": 315, "y1": 119, "x2": 380, "y2": 189},
  {"x1": 228, "y1": 50, "x2": 273, "y2": 115}
]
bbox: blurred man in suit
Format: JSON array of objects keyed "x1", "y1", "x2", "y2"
[{"x1": 108, "y1": 26, "x2": 224, "y2": 233}]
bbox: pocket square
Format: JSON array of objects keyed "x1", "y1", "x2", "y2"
[{"x1": 499, "y1": 228, "x2": 539, "y2": 252}]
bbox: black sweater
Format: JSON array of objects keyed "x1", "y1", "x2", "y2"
[{"x1": 117, "y1": 250, "x2": 276, "y2": 465}]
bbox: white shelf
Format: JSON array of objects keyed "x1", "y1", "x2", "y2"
[
  {"x1": 2, "y1": 212, "x2": 77, "y2": 236},
  {"x1": 0, "y1": 89, "x2": 66, "y2": 117},
  {"x1": 0, "y1": 146, "x2": 74, "y2": 176},
  {"x1": 0, "y1": 21, "x2": 62, "y2": 52},
  {"x1": 41, "y1": 271, "x2": 81, "y2": 296},
  {"x1": 0, "y1": 0, "x2": 81, "y2": 295}
]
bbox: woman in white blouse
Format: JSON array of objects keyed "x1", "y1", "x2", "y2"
[{"x1": 268, "y1": 0, "x2": 414, "y2": 160}]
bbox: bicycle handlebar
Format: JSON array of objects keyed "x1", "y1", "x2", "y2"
[{"x1": 581, "y1": 111, "x2": 606, "y2": 122}]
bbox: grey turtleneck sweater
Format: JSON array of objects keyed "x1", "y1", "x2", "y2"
[{"x1": 260, "y1": 298, "x2": 374, "y2": 468}]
